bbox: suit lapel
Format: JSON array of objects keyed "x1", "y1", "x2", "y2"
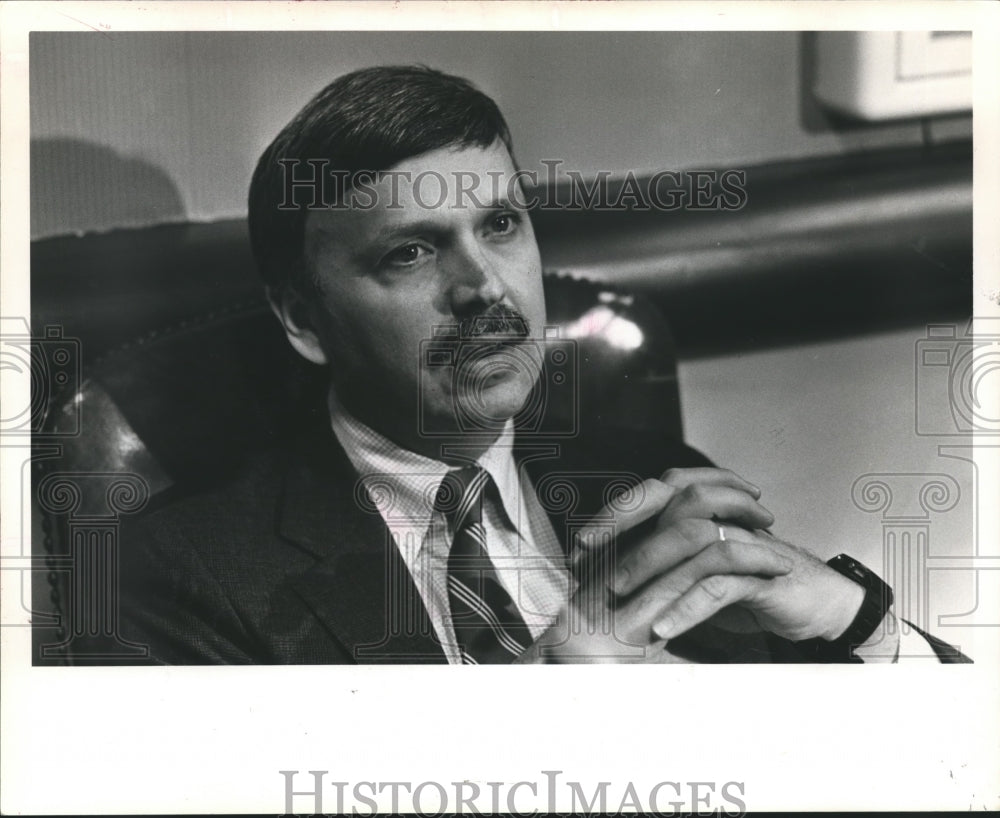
[{"x1": 276, "y1": 427, "x2": 448, "y2": 664}]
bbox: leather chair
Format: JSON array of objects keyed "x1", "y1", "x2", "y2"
[{"x1": 29, "y1": 222, "x2": 684, "y2": 664}]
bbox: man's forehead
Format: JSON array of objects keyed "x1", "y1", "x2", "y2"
[
  {"x1": 389, "y1": 139, "x2": 517, "y2": 179},
  {"x1": 304, "y1": 141, "x2": 524, "y2": 246},
  {"x1": 370, "y1": 141, "x2": 523, "y2": 210}
]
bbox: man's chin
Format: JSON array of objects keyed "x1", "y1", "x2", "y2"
[
  {"x1": 466, "y1": 370, "x2": 532, "y2": 414},
  {"x1": 428, "y1": 370, "x2": 532, "y2": 434}
]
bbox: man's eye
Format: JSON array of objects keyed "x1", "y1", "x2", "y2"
[
  {"x1": 383, "y1": 244, "x2": 430, "y2": 267},
  {"x1": 489, "y1": 212, "x2": 520, "y2": 236}
]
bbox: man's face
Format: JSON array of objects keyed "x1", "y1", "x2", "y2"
[{"x1": 298, "y1": 140, "x2": 547, "y2": 445}]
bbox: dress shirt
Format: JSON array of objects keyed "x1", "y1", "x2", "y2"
[{"x1": 328, "y1": 392, "x2": 573, "y2": 664}]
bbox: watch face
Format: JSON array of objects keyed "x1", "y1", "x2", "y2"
[
  {"x1": 843, "y1": 560, "x2": 869, "y2": 585},
  {"x1": 829, "y1": 554, "x2": 862, "y2": 579},
  {"x1": 824, "y1": 554, "x2": 894, "y2": 653}
]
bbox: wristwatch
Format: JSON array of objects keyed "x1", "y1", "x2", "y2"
[{"x1": 795, "y1": 554, "x2": 894, "y2": 663}]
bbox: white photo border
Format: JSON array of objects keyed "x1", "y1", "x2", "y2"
[{"x1": 2, "y1": 2, "x2": 998, "y2": 814}]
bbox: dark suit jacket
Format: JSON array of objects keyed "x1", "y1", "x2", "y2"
[
  {"x1": 117, "y1": 418, "x2": 713, "y2": 664},
  {"x1": 117, "y1": 419, "x2": 969, "y2": 665}
]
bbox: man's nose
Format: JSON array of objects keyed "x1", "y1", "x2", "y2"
[{"x1": 445, "y1": 239, "x2": 506, "y2": 313}]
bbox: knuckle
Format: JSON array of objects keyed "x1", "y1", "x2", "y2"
[
  {"x1": 622, "y1": 546, "x2": 648, "y2": 578},
  {"x1": 645, "y1": 477, "x2": 673, "y2": 505},
  {"x1": 671, "y1": 593, "x2": 698, "y2": 621},
  {"x1": 676, "y1": 518, "x2": 705, "y2": 544},
  {"x1": 714, "y1": 539, "x2": 737, "y2": 562},
  {"x1": 681, "y1": 483, "x2": 704, "y2": 504},
  {"x1": 660, "y1": 468, "x2": 684, "y2": 489},
  {"x1": 698, "y1": 574, "x2": 730, "y2": 603}
]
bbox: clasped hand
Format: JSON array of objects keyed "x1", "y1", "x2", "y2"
[{"x1": 527, "y1": 468, "x2": 864, "y2": 663}]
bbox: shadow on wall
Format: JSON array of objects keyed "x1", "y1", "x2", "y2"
[{"x1": 31, "y1": 138, "x2": 187, "y2": 239}]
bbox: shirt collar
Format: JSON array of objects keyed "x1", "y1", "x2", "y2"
[{"x1": 327, "y1": 390, "x2": 529, "y2": 551}]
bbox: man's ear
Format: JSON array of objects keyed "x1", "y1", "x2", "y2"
[{"x1": 266, "y1": 285, "x2": 329, "y2": 365}]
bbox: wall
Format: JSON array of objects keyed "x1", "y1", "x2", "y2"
[{"x1": 30, "y1": 30, "x2": 971, "y2": 238}]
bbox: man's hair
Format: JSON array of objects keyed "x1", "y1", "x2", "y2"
[{"x1": 247, "y1": 65, "x2": 514, "y2": 292}]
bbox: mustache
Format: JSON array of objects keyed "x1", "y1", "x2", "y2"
[{"x1": 457, "y1": 304, "x2": 531, "y2": 340}]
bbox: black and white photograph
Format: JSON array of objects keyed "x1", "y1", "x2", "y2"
[{"x1": 2, "y1": 1, "x2": 998, "y2": 814}]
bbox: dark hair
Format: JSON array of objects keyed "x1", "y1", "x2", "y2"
[{"x1": 247, "y1": 65, "x2": 514, "y2": 292}]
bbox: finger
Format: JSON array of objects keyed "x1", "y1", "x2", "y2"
[
  {"x1": 612, "y1": 519, "x2": 755, "y2": 595},
  {"x1": 659, "y1": 483, "x2": 774, "y2": 531},
  {"x1": 652, "y1": 573, "x2": 770, "y2": 641},
  {"x1": 574, "y1": 470, "x2": 765, "y2": 557},
  {"x1": 572, "y1": 477, "x2": 676, "y2": 554},
  {"x1": 616, "y1": 537, "x2": 789, "y2": 633},
  {"x1": 666, "y1": 538, "x2": 793, "y2": 590},
  {"x1": 660, "y1": 467, "x2": 761, "y2": 499}
]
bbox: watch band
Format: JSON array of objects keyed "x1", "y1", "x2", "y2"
[{"x1": 795, "y1": 554, "x2": 894, "y2": 663}]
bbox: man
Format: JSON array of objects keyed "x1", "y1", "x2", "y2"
[{"x1": 118, "y1": 65, "x2": 965, "y2": 664}]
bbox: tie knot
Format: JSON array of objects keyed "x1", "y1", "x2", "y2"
[{"x1": 434, "y1": 466, "x2": 489, "y2": 528}]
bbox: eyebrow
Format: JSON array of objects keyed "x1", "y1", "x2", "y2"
[
  {"x1": 369, "y1": 199, "x2": 525, "y2": 244},
  {"x1": 371, "y1": 219, "x2": 448, "y2": 245},
  {"x1": 478, "y1": 195, "x2": 528, "y2": 211}
]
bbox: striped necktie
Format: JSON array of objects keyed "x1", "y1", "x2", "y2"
[{"x1": 435, "y1": 466, "x2": 533, "y2": 664}]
